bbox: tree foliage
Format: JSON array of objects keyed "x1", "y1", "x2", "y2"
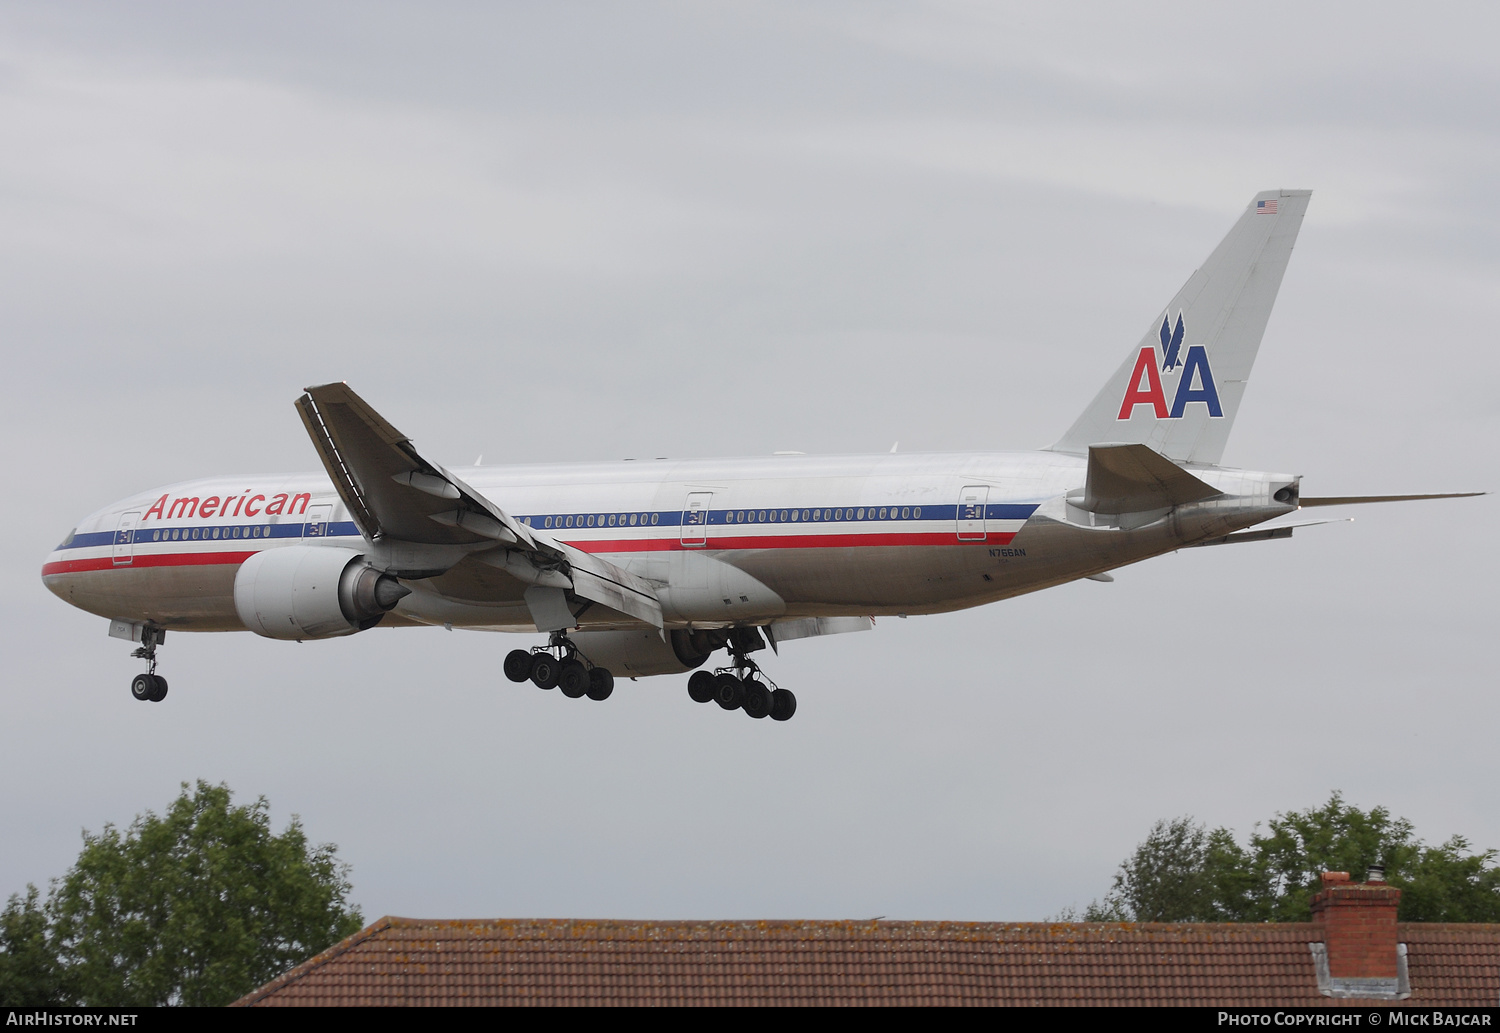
[
  {"x1": 1, "y1": 886, "x2": 73, "y2": 1006},
  {"x1": 1, "y1": 782, "x2": 363, "y2": 1007},
  {"x1": 1086, "y1": 793, "x2": 1500, "y2": 924}
]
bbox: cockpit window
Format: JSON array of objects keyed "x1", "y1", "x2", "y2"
[{"x1": 59, "y1": 528, "x2": 76, "y2": 548}]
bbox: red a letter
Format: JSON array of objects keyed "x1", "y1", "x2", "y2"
[
  {"x1": 1117, "y1": 348, "x2": 1169, "y2": 420},
  {"x1": 143, "y1": 494, "x2": 168, "y2": 521}
]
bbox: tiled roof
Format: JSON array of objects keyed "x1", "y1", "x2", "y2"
[
  {"x1": 1402, "y1": 925, "x2": 1500, "y2": 1003},
  {"x1": 233, "y1": 917, "x2": 1500, "y2": 1007}
]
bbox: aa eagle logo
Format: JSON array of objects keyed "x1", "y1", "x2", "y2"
[{"x1": 1116, "y1": 312, "x2": 1224, "y2": 420}]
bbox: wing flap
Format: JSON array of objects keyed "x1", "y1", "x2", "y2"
[{"x1": 538, "y1": 535, "x2": 665, "y2": 628}]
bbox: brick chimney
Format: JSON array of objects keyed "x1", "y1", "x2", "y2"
[{"x1": 1308, "y1": 870, "x2": 1409, "y2": 999}]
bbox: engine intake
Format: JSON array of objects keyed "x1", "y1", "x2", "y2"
[{"x1": 233, "y1": 546, "x2": 410, "y2": 640}]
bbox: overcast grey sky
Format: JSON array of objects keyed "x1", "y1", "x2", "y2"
[{"x1": 3, "y1": 2, "x2": 1497, "y2": 922}]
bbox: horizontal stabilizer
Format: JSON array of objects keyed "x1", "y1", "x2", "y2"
[
  {"x1": 1300, "y1": 492, "x2": 1484, "y2": 507},
  {"x1": 1182, "y1": 518, "x2": 1349, "y2": 548},
  {"x1": 1082, "y1": 443, "x2": 1222, "y2": 514}
]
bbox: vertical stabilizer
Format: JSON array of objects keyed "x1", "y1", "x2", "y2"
[{"x1": 1050, "y1": 190, "x2": 1311, "y2": 465}]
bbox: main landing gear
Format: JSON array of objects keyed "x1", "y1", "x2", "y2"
[
  {"x1": 504, "y1": 632, "x2": 615, "y2": 702},
  {"x1": 129, "y1": 625, "x2": 168, "y2": 703},
  {"x1": 686, "y1": 629, "x2": 796, "y2": 722}
]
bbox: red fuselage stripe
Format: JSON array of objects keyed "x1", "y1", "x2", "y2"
[
  {"x1": 570, "y1": 531, "x2": 1016, "y2": 552},
  {"x1": 41, "y1": 552, "x2": 256, "y2": 576},
  {"x1": 40, "y1": 532, "x2": 1018, "y2": 577}
]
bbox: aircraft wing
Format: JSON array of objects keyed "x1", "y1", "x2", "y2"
[
  {"x1": 296, "y1": 383, "x2": 662, "y2": 629},
  {"x1": 297, "y1": 382, "x2": 537, "y2": 547}
]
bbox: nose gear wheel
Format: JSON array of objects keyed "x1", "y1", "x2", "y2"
[{"x1": 127, "y1": 626, "x2": 168, "y2": 703}]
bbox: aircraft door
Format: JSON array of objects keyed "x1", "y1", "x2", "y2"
[
  {"x1": 680, "y1": 492, "x2": 712, "y2": 547},
  {"x1": 304, "y1": 504, "x2": 333, "y2": 538},
  {"x1": 956, "y1": 486, "x2": 989, "y2": 541},
  {"x1": 113, "y1": 511, "x2": 141, "y2": 566}
]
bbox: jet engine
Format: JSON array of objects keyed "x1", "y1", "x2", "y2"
[
  {"x1": 569, "y1": 629, "x2": 717, "y2": 677},
  {"x1": 233, "y1": 546, "x2": 409, "y2": 640}
]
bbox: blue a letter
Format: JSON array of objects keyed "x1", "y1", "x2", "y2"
[{"x1": 1168, "y1": 346, "x2": 1223, "y2": 418}]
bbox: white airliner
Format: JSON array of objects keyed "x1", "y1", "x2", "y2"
[{"x1": 42, "y1": 190, "x2": 1478, "y2": 721}]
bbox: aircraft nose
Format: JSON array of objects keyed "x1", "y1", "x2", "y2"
[{"x1": 41, "y1": 527, "x2": 79, "y2": 598}]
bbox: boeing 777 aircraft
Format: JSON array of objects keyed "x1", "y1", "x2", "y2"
[{"x1": 41, "y1": 190, "x2": 1479, "y2": 721}]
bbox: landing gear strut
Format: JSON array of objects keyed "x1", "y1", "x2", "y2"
[
  {"x1": 504, "y1": 632, "x2": 615, "y2": 702},
  {"x1": 685, "y1": 627, "x2": 796, "y2": 722},
  {"x1": 129, "y1": 626, "x2": 168, "y2": 703}
]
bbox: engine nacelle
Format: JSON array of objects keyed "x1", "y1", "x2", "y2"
[
  {"x1": 234, "y1": 546, "x2": 409, "y2": 641},
  {"x1": 570, "y1": 629, "x2": 714, "y2": 677}
]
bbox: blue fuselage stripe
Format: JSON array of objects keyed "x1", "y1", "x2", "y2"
[{"x1": 57, "y1": 504, "x2": 1042, "y2": 550}]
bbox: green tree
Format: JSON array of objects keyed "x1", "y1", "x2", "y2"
[
  {"x1": 1086, "y1": 793, "x2": 1500, "y2": 924},
  {"x1": 1, "y1": 886, "x2": 73, "y2": 1005},
  {"x1": 1248, "y1": 793, "x2": 1421, "y2": 921},
  {"x1": 1094, "y1": 816, "x2": 1265, "y2": 922},
  {"x1": 36, "y1": 781, "x2": 363, "y2": 1006},
  {"x1": 1398, "y1": 836, "x2": 1500, "y2": 921}
]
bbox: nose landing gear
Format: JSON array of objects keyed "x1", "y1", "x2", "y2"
[
  {"x1": 504, "y1": 632, "x2": 615, "y2": 702},
  {"x1": 129, "y1": 625, "x2": 168, "y2": 702}
]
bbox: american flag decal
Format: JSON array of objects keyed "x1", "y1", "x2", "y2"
[{"x1": 1257, "y1": 199, "x2": 1278, "y2": 214}]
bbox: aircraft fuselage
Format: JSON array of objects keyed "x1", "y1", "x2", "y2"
[{"x1": 43, "y1": 449, "x2": 1294, "y2": 635}]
